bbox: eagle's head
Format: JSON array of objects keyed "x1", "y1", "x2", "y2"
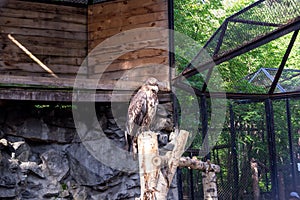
[{"x1": 145, "y1": 77, "x2": 159, "y2": 93}]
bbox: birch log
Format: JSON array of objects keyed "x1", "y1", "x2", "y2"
[
  {"x1": 178, "y1": 156, "x2": 220, "y2": 172},
  {"x1": 179, "y1": 156, "x2": 220, "y2": 200},
  {"x1": 155, "y1": 130, "x2": 189, "y2": 199},
  {"x1": 137, "y1": 132, "x2": 160, "y2": 200},
  {"x1": 251, "y1": 158, "x2": 260, "y2": 200},
  {"x1": 202, "y1": 171, "x2": 218, "y2": 200},
  {"x1": 137, "y1": 130, "x2": 189, "y2": 200},
  {"x1": 137, "y1": 130, "x2": 220, "y2": 200}
]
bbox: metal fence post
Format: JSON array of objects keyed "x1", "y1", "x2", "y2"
[{"x1": 265, "y1": 98, "x2": 279, "y2": 200}]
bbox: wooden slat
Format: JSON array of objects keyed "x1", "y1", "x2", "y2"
[
  {"x1": 88, "y1": 11, "x2": 167, "y2": 33},
  {"x1": 0, "y1": 8, "x2": 86, "y2": 24},
  {"x1": 0, "y1": 26, "x2": 87, "y2": 40},
  {"x1": 0, "y1": 0, "x2": 171, "y2": 89},
  {"x1": 92, "y1": 56, "x2": 168, "y2": 74},
  {"x1": 88, "y1": 1, "x2": 167, "y2": 24},
  {"x1": 0, "y1": 16, "x2": 86, "y2": 32},
  {"x1": 88, "y1": 20, "x2": 168, "y2": 47},
  {"x1": 0, "y1": 71, "x2": 84, "y2": 78},
  {"x1": 0, "y1": 88, "x2": 172, "y2": 102},
  {"x1": 0, "y1": 75, "x2": 170, "y2": 91},
  {"x1": 1, "y1": 53, "x2": 85, "y2": 66},
  {"x1": 1, "y1": 42, "x2": 86, "y2": 57},
  {"x1": 89, "y1": 29, "x2": 168, "y2": 52},
  {"x1": 88, "y1": 47, "x2": 168, "y2": 67},
  {"x1": 94, "y1": 65, "x2": 170, "y2": 82},
  {"x1": 88, "y1": 21, "x2": 168, "y2": 51},
  {"x1": 2, "y1": 34, "x2": 87, "y2": 49},
  {"x1": 88, "y1": 0, "x2": 166, "y2": 17},
  {"x1": 87, "y1": 0, "x2": 170, "y2": 83},
  {"x1": 0, "y1": 62, "x2": 85, "y2": 74},
  {"x1": 117, "y1": 49, "x2": 167, "y2": 61},
  {"x1": 5, "y1": 0, "x2": 86, "y2": 15},
  {"x1": 0, "y1": 0, "x2": 88, "y2": 79}
]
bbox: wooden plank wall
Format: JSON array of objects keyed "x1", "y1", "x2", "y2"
[
  {"x1": 0, "y1": 0, "x2": 87, "y2": 78},
  {"x1": 88, "y1": 0, "x2": 170, "y2": 85}
]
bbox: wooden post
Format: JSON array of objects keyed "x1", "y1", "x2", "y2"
[
  {"x1": 202, "y1": 171, "x2": 218, "y2": 200},
  {"x1": 137, "y1": 130, "x2": 220, "y2": 200},
  {"x1": 137, "y1": 131, "x2": 160, "y2": 200},
  {"x1": 137, "y1": 130, "x2": 189, "y2": 200},
  {"x1": 278, "y1": 171, "x2": 285, "y2": 200},
  {"x1": 251, "y1": 158, "x2": 260, "y2": 200},
  {"x1": 179, "y1": 157, "x2": 220, "y2": 200}
]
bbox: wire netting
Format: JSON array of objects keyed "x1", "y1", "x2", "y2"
[
  {"x1": 178, "y1": 98, "x2": 300, "y2": 199},
  {"x1": 192, "y1": 0, "x2": 300, "y2": 67},
  {"x1": 244, "y1": 68, "x2": 300, "y2": 93}
]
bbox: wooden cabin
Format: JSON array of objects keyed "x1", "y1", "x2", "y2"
[{"x1": 0, "y1": 0, "x2": 173, "y2": 102}]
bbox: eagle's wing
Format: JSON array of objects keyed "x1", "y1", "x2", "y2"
[{"x1": 126, "y1": 89, "x2": 148, "y2": 137}]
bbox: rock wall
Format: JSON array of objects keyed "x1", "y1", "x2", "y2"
[{"x1": 0, "y1": 101, "x2": 177, "y2": 200}]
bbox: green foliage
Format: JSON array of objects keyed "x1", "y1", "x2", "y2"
[
  {"x1": 174, "y1": 0, "x2": 300, "y2": 197},
  {"x1": 174, "y1": 0, "x2": 300, "y2": 93},
  {"x1": 61, "y1": 183, "x2": 68, "y2": 191}
]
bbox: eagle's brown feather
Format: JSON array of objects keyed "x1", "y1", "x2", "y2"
[{"x1": 125, "y1": 77, "x2": 159, "y2": 158}]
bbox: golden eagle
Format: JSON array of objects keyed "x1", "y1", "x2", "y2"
[{"x1": 125, "y1": 77, "x2": 159, "y2": 158}]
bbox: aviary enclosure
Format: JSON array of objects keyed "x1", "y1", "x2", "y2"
[
  {"x1": 0, "y1": 0, "x2": 299, "y2": 199},
  {"x1": 174, "y1": 0, "x2": 300, "y2": 199}
]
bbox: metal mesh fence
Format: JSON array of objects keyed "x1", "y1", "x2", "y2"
[
  {"x1": 178, "y1": 98, "x2": 300, "y2": 199},
  {"x1": 244, "y1": 68, "x2": 300, "y2": 93},
  {"x1": 191, "y1": 0, "x2": 300, "y2": 68}
]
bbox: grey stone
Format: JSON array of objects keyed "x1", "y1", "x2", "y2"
[
  {"x1": 0, "y1": 138, "x2": 14, "y2": 157},
  {"x1": 19, "y1": 118, "x2": 49, "y2": 141},
  {"x1": 8, "y1": 118, "x2": 75, "y2": 143},
  {"x1": 72, "y1": 186, "x2": 90, "y2": 200},
  {"x1": 0, "y1": 129, "x2": 4, "y2": 139},
  {"x1": 67, "y1": 143, "x2": 119, "y2": 186},
  {"x1": 41, "y1": 149, "x2": 69, "y2": 182},
  {"x1": 19, "y1": 161, "x2": 45, "y2": 179},
  {"x1": 42, "y1": 184, "x2": 59, "y2": 198},
  {"x1": 59, "y1": 190, "x2": 70, "y2": 198},
  {"x1": 103, "y1": 128, "x2": 115, "y2": 135},
  {"x1": 20, "y1": 189, "x2": 38, "y2": 199},
  {"x1": 115, "y1": 129, "x2": 125, "y2": 138},
  {"x1": 125, "y1": 179, "x2": 137, "y2": 190},
  {"x1": 0, "y1": 175, "x2": 16, "y2": 188},
  {"x1": 157, "y1": 104, "x2": 171, "y2": 117},
  {"x1": 0, "y1": 156, "x2": 19, "y2": 198},
  {"x1": 108, "y1": 118, "x2": 117, "y2": 125},
  {"x1": 0, "y1": 103, "x2": 178, "y2": 200},
  {"x1": 153, "y1": 117, "x2": 173, "y2": 132},
  {"x1": 0, "y1": 187, "x2": 16, "y2": 198},
  {"x1": 12, "y1": 141, "x2": 31, "y2": 162}
]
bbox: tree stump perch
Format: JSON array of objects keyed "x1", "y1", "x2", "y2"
[
  {"x1": 179, "y1": 156, "x2": 220, "y2": 200},
  {"x1": 137, "y1": 132, "x2": 160, "y2": 200},
  {"x1": 137, "y1": 130, "x2": 220, "y2": 200}
]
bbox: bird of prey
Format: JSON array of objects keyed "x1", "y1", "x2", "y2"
[{"x1": 125, "y1": 77, "x2": 160, "y2": 159}]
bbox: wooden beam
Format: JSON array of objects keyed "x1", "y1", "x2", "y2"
[
  {"x1": 0, "y1": 88, "x2": 171, "y2": 102},
  {"x1": 0, "y1": 75, "x2": 171, "y2": 90}
]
